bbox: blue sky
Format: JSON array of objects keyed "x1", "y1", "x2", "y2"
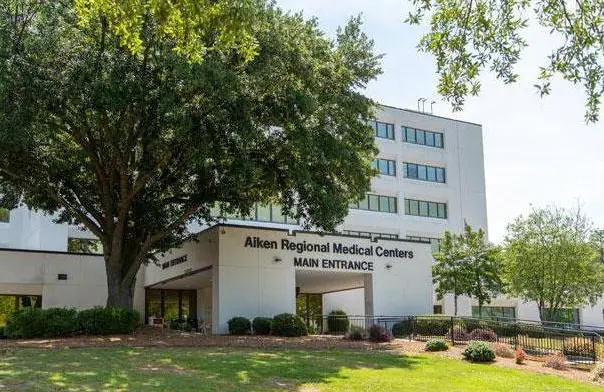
[{"x1": 277, "y1": 0, "x2": 604, "y2": 243}]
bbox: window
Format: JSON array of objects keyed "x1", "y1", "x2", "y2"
[
  {"x1": 472, "y1": 306, "x2": 516, "y2": 320},
  {"x1": 406, "y1": 236, "x2": 442, "y2": 252},
  {"x1": 403, "y1": 163, "x2": 446, "y2": 183},
  {"x1": 373, "y1": 159, "x2": 396, "y2": 176},
  {"x1": 369, "y1": 120, "x2": 395, "y2": 140},
  {"x1": 0, "y1": 208, "x2": 9, "y2": 223},
  {"x1": 433, "y1": 305, "x2": 443, "y2": 314},
  {"x1": 342, "y1": 230, "x2": 399, "y2": 240},
  {"x1": 67, "y1": 238, "x2": 102, "y2": 254},
  {"x1": 350, "y1": 193, "x2": 397, "y2": 213},
  {"x1": 402, "y1": 126, "x2": 444, "y2": 148},
  {"x1": 212, "y1": 203, "x2": 298, "y2": 224},
  {"x1": 540, "y1": 308, "x2": 580, "y2": 326},
  {"x1": 405, "y1": 198, "x2": 447, "y2": 219}
]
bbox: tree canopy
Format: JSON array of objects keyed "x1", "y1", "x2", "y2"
[
  {"x1": 503, "y1": 206, "x2": 604, "y2": 321},
  {"x1": 405, "y1": 0, "x2": 604, "y2": 122},
  {"x1": 0, "y1": 0, "x2": 382, "y2": 307}
]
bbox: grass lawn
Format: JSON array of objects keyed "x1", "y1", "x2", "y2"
[{"x1": 0, "y1": 347, "x2": 599, "y2": 391}]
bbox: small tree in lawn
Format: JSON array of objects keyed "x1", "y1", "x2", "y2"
[
  {"x1": 503, "y1": 206, "x2": 604, "y2": 322},
  {"x1": 462, "y1": 224, "x2": 503, "y2": 318},
  {"x1": 432, "y1": 231, "x2": 471, "y2": 316}
]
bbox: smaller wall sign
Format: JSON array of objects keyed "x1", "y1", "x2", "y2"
[{"x1": 161, "y1": 255, "x2": 187, "y2": 270}]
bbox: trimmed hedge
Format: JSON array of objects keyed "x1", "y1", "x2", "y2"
[
  {"x1": 78, "y1": 307, "x2": 140, "y2": 335},
  {"x1": 391, "y1": 319, "x2": 413, "y2": 337},
  {"x1": 462, "y1": 341, "x2": 496, "y2": 362},
  {"x1": 252, "y1": 317, "x2": 272, "y2": 335},
  {"x1": 228, "y1": 317, "x2": 252, "y2": 335},
  {"x1": 272, "y1": 313, "x2": 308, "y2": 337},
  {"x1": 5, "y1": 308, "x2": 79, "y2": 338},
  {"x1": 327, "y1": 310, "x2": 349, "y2": 334},
  {"x1": 413, "y1": 316, "x2": 451, "y2": 336}
]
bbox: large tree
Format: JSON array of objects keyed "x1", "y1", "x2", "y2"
[
  {"x1": 503, "y1": 206, "x2": 604, "y2": 321},
  {"x1": 432, "y1": 223, "x2": 502, "y2": 316},
  {"x1": 0, "y1": 0, "x2": 381, "y2": 308},
  {"x1": 405, "y1": 0, "x2": 604, "y2": 122}
]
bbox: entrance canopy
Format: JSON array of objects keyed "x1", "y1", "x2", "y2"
[{"x1": 296, "y1": 270, "x2": 365, "y2": 294}]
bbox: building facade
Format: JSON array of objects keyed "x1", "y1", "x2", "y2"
[{"x1": 1, "y1": 104, "x2": 602, "y2": 331}]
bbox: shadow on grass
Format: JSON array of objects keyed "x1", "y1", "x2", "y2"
[{"x1": 0, "y1": 346, "x2": 425, "y2": 391}]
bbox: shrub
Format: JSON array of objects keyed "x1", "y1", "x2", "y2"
[
  {"x1": 543, "y1": 353, "x2": 568, "y2": 370},
  {"x1": 445, "y1": 328, "x2": 469, "y2": 341},
  {"x1": 492, "y1": 343, "x2": 515, "y2": 358},
  {"x1": 562, "y1": 338, "x2": 593, "y2": 357},
  {"x1": 271, "y1": 313, "x2": 308, "y2": 337},
  {"x1": 5, "y1": 307, "x2": 79, "y2": 339},
  {"x1": 391, "y1": 319, "x2": 413, "y2": 337},
  {"x1": 78, "y1": 307, "x2": 140, "y2": 335},
  {"x1": 368, "y1": 324, "x2": 392, "y2": 343},
  {"x1": 493, "y1": 322, "x2": 520, "y2": 338},
  {"x1": 228, "y1": 317, "x2": 252, "y2": 335},
  {"x1": 413, "y1": 316, "x2": 451, "y2": 336},
  {"x1": 425, "y1": 339, "x2": 448, "y2": 351},
  {"x1": 327, "y1": 310, "x2": 350, "y2": 334},
  {"x1": 0, "y1": 326, "x2": 5, "y2": 339},
  {"x1": 345, "y1": 326, "x2": 367, "y2": 341},
  {"x1": 252, "y1": 317, "x2": 272, "y2": 335},
  {"x1": 469, "y1": 328, "x2": 498, "y2": 342},
  {"x1": 590, "y1": 362, "x2": 604, "y2": 381},
  {"x1": 515, "y1": 347, "x2": 527, "y2": 364},
  {"x1": 462, "y1": 341, "x2": 496, "y2": 362}
]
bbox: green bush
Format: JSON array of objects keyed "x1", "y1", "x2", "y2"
[
  {"x1": 414, "y1": 316, "x2": 451, "y2": 336},
  {"x1": 78, "y1": 307, "x2": 139, "y2": 335},
  {"x1": 5, "y1": 307, "x2": 79, "y2": 339},
  {"x1": 271, "y1": 313, "x2": 308, "y2": 337},
  {"x1": 345, "y1": 326, "x2": 367, "y2": 341},
  {"x1": 228, "y1": 317, "x2": 252, "y2": 335},
  {"x1": 391, "y1": 319, "x2": 413, "y2": 337},
  {"x1": 0, "y1": 326, "x2": 5, "y2": 339},
  {"x1": 252, "y1": 317, "x2": 272, "y2": 335},
  {"x1": 462, "y1": 341, "x2": 496, "y2": 362},
  {"x1": 327, "y1": 310, "x2": 349, "y2": 334},
  {"x1": 425, "y1": 338, "x2": 449, "y2": 351},
  {"x1": 368, "y1": 324, "x2": 392, "y2": 343}
]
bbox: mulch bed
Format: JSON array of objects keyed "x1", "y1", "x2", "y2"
[{"x1": 1, "y1": 327, "x2": 600, "y2": 386}]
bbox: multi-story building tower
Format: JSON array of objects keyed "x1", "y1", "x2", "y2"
[{"x1": 2, "y1": 104, "x2": 601, "y2": 330}]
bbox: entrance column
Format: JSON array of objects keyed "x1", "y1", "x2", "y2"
[{"x1": 364, "y1": 274, "x2": 374, "y2": 328}]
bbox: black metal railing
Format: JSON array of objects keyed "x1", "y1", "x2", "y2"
[{"x1": 307, "y1": 315, "x2": 602, "y2": 363}]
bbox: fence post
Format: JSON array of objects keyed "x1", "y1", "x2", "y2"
[
  {"x1": 592, "y1": 335, "x2": 597, "y2": 363},
  {"x1": 411, "y1": 316, "x2": 415, "y2": 342},
  {"x1": 450, "y1": 316, "x2": 455, "y2": 346}
]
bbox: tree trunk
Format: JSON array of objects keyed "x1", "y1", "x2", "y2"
[
  {"x1": 454, "y1": 295, "x2": 458, "y2": 316},
  {"x1": 106, "y1": 263, "x2": 136, "y2": 309}
]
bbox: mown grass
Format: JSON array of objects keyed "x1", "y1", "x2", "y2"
[{"x1": 0, "y1": 347, "x2": 599, "y2": 391}]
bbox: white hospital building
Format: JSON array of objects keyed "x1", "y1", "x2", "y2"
[{"x1": 1, "y1": 104, "x2": 603, "y2": 333}]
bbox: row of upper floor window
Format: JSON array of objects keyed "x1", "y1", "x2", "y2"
[
  {"x1": 374, "y1": 159, "x2": 446, "y2": 184},
  {"x1": 368, "y1": 120, "x2": 444, "y2": 148},
  {"x1": 341, "y1": 231, "x2": 442, "y2": 252},
  {"x1": 349, "y1": 194, "x2": 448, "y2": 219}
]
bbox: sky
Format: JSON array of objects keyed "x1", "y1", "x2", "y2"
[{"x1": 277, "y1": 0, "x2": 604, "y2": 243}]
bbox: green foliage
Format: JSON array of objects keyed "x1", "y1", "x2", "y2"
[
  {"x1": 345, "y1": 326, "x2": 368, "y2": 341},
  {"x1": 271, "y1": 313, "x2": 308, "y2": 337},
  {"x1": 0, "y1": 1, "x2": 381, "y2": 308},
  {"x1": 368, "y1": 324, "x2": 392, "y2": 343},
  {"x1": 252, "y1": 317, "x2": 272, "y2": 335},
  {"x1": 503, "y1": 207, "x2": 604, "y2": 319},
  {"x1": 391, "y1": 319, "x2": 413, "y2": 337},
  {"x1": 5, "y1": 308, "x2": 79, "y2": 339},
  {"x1": 425, "y1": 339, "x2": 449, "y2": 351},
  {"x1": 228, "y1": 317, "x2": 252, "y2": 335},
  {"x1": 462, "y1": 341, "x2": 496, "y2": 362},
  {"x1": 0, "y1": 325, "x2": 5, "y2": 338},
  {"x1": 327, "y1": 310, "x2": 350, "y2": 334},
  {"x1": 78, "y1": 307, "x2": 140, "y2": 335},
  {"x1": 433, "y1": 224, "x2": 502, "y2": 316},
  {"x1": 405, "y1": 0, "x2": 604, "y2": 123},
  {"x1": 67, "y1": 238, "x2": 103, "y2": 254},
  {"x1": 413, "y1": 316, "x2": 452, "y2": 336}
]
